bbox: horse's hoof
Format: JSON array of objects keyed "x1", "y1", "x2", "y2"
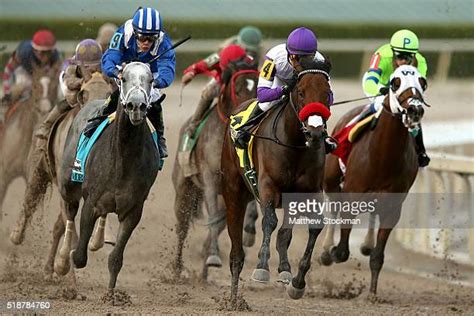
[
  {"x1": 330, "y1": 246, "x2": 349, "y2": 263},
  {"x1": 360, "y1": 245, "x2": 373, "y2": 256},
  {"x1": 286, "y1": 282, "x2": 305, "y2": 300},
  {"x1": 54, "y1": 256, "x2": 70, "y2": 276},
  {"x1": 242, "y1": 232, "x2": 256, "y2": 248},
  {"x1": 251, "y1": 268, "x2": 270, "y2": 283},
  {"x1": 206, "y1": 255, "x2": 222, "y2": 268},
  {"x1": 319, "y1": 251, "x2": 333, "y2": 266},
  {"x1": 9, "y1": 229, "x2": 24, "y2": 245},
  {"x1": 276, "y1": 271, "x2": 292, "y2": 284}
]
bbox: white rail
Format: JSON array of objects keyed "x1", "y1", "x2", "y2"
[{"x1": 395, "y1": 150, "x2": 474, "y2": 266}]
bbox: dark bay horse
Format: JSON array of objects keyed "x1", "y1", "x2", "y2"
[
  {"x1": 9, "y1": 72, "x2": 113, "y2": 277},
  {"x1": 53, "y1": 62, "x2": 160, "y2": 295},
  {"x1": 0, "y1": 62, "x2": 60, "y2": 220},
  {"x1": 222, "y1": 59, "x2": 333, "y2": 306},
  {"x1": 172, "y1": 61, "x2": 259, "y2": 280},
  {"x1": 320, "y1": 65, "x2": 428, "y2": 297}
]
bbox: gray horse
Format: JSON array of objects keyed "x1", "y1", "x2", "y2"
[
  {"x1": 53, "y1": 62, "x2": 160, "y2": 295},
  {"x1": 172, "y1": 63, "x2": 259, "y2": 280},
  {"x1": 0, "y1": 62, "x2": 60, "y2": 220},
  {"x1": 9, "y1": 72, "x2": 113, "y2": 277}
]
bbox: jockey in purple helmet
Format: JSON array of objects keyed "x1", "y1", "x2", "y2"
[{"x1": 231, "y1": 27, "x2": 336, "y2": 152}]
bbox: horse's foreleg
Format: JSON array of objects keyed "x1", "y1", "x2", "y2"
[
  {"x1": 10, "y1": 157, "x2": 50, "y2": 244},
  {"x1": 88, "y1": 216, "x2": 106, "y2": 251},
  {"x1": 287, "y1": 227, "x2": 323, "y2": 300},
  {"x1": 252, "y1": 193, "x2": 278, "y2": 283},
  {"x1": 276, "y1": 226, "x2": 293, "y2": 284},
  {"x1": 44, "y1": 211, "x2": 65, "y2": 277},
  {"x1": 54, "y1": 199, "x2": 79, "y2": 276},
  {"x1": 71, "y1": 201, "x2": 97, "y2": 269},
  {"x1": 361, "y1": 213, "x2": 376, "y2": 256},
  {"x1": 242, "y1": 200, "x2": 258, "y2": 247},
  {"x1": 174, "y1": 181, "x2": 201, "y2": 278},
  {"x1": 107, "y1": 207, "x2": 143, "y2": 291},
  {"x1": 369, "y1": 208, "x2": 401, "y2": 296},
  {"x1": 330, "y1": 210, "x2": 355, "y2": 264}
]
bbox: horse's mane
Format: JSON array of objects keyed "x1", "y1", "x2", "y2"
[
  {"x1": 298, "y1": 56, "x2": 332, "y2": 75},
  {"x1": 222, "y1": 57, "x2": 258, "y2": 85}
]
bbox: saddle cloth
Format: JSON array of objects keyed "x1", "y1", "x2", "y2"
[{"x1": 71, "y1": 112, "x2": 158, "y2": 183}]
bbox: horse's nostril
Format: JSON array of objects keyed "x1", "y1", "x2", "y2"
[
  {"x1": 140, "y1": 103, "x2": 147, "y2": 112},
  {"x1": 126, "y1": 102, "x2": 134, "y2": 111}
]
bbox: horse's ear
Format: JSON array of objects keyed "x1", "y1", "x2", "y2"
[
  {"x1": 77, "y1": 90, "x2": 87, "y2": 106},
  {"x1": 419, "y1": 77, "x2": 428, "y2": 91},
  {"x1": 390, "y1": 77, "x2": 401, "y2": 92}
]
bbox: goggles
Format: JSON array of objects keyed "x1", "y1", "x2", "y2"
[
  {"x1": 34, "y1": 49, "x2": 53, "y2": 56},
  {"x1": 135, "y1": 33, "x2": 159, "y2": 43},
  {"x1": 393, "y1": 50, "x2": 415, "y2": 63}
]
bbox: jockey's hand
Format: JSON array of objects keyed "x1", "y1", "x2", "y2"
[
  {"x1": 379, "y1": 86, "x2": 389, "y2": 95},
  {"x1": 152, "y1": 94, "x2": 166, "y2": 110},
  {"x1": 181, "y1": 72, "x2": 195, "y2": 85},
  {"x1": 282, "y1": 78, "x2": 297, "y2": 95}
]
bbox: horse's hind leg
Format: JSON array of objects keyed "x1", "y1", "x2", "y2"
[
  {"x1": 276, "y1": 226, "x2": 293, "y2": 284},
  {"x1": 242, "y1": 200, "x2": 258, "y2": 247},
  {"x1": 10, "y1": 156, "x2": 50, "y2": 244},
  {"x1": 174, "y1": 180, "x2": 201, "y2": 278},
  {"x1": 88, "y1": 215, "x2": 107, "y2": 251},
  {"x1": 44, "y1": 211, "x2": 65, "y2": 278},
  {"x1": 369, "y1": 207, "x2": 401, "y2": 296},
  {"x1": 107, "y1": 207, "x2": 143, "y2": 291},
  {"x1": 287, "y1": 227, "x2": 323, "y2": 300},
  {"x1": 319, "y1": 210, "x2": 338, "y2": 266},
  {"x1": 71, "y1": 200, "x2": 98, "y2": 269}
]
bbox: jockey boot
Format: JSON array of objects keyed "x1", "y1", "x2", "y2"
[
  {"x1": 83, "y1": 90, "x2": 119, "y2": 138},
  {"x1": 414, "y1": 126, "x2": 430, "y2": 167},
  {"x1": 148, "y1": 100, "x2": 168, "y2": 160},
  {"x1": 355, "y1": 104, "x2": 376, "y2": 123},
  {"x1": 185, "y1": 94, "x2": 214, "y2": 138},
  {"x1": 232, "y1": 105, "x2": 264, "y2": 149},
  {"x1": 35, "y1": 100, "x2": 71, "y2": 140}
]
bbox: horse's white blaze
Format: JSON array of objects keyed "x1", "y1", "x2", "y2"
[
  {"x1": 308, "y1": 115, "x2": 324, "y2": 128},
  {"x1": 39, "y1": 76, "x2": 50, "y2": 99},
  {"x1": 246, "y1": 79, "x2": 255, "y2": 91}
]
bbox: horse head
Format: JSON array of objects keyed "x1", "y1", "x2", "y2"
[
  {"x1": 291, "y1": 58, "x2": 332, "y2": 149},
  {"x1": 219, "y1": 58, "x2": 259, "y2": 117},
  {"x1": 77, "y1": 72, "x2": 113, "y2": 107},
  {"x1": 31, "y1": 63, "x2": 60, "y2": 116},
  {"x1": 386, "y1": 65, "x2": 428, "y2": 131},
  {"x1": 119, "y1": 62, "x2": 153, "y2": 126}
]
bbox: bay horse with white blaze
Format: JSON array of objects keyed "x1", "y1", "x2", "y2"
[
  {"x1": 222, "y1": 59, "x2": 333, "y2": 306},
  {"x1": 320, "y1": 65, "x2": 428, "y2": 297},
  {"x1": 172, "y1": 59, "x2": 259, "y2": 280}
]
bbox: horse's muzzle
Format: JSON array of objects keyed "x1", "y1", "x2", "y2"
[{"x1": 126, "y1": 102, "x2": 147, "y2": 125}]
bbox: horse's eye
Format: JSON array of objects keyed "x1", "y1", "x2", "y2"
[{"x1": 298, "y1": 90, "x2": 304, "y2": 99}]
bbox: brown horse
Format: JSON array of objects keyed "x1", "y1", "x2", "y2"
[
  {"x1": 172, "y1": 61, "x2": 259, "y2": 280},
  {"x1": 319, "y1": 65, "x2": 428, "y2": 297},
  {"x1": 0, "y1": 62, "x2": 60, "y2": 220},
  {"x1": 222, "y1": 59, "x2": 333, "y2": 306},
  {"x1": 9, "y1": 72, "x2": 113, "y2": 277}
]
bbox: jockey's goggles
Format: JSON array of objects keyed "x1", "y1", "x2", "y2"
[
  {"x1": 33, "y1": 49, "x2": 53, "y2": 56},
  {"x1": 135, "y1": 33, "x2": 159, "y2": 43},
  {"x1": 393, "y1": 50, "x2": 415, "y2": 63}
]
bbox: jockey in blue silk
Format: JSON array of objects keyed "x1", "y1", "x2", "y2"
[
  {"x1": 231, "y1": 27, "x2": 337, "y2": 152},
  {"x1": 85, "y1": 7, "x2": 176, "y2": 161}
]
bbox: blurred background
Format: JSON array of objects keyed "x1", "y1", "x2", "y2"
[{"x1": 1, "y1": 0, "x2": 473, "y2": 78}]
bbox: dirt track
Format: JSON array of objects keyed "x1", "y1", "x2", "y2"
[{"x1": 0, "y1": 80, "x2": 473, "y2": 314}]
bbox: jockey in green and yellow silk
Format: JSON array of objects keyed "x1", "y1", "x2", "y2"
[{"x1": 360, "y1": 29, "x2": 430, "y2": 167}]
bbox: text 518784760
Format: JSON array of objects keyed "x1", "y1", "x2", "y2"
[{"x1": 0, "y1": 300, "x2": 51, "y2": 312}]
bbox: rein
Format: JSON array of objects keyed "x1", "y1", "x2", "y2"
[{"x1": 217, "y1": 69, "x2": 258, "y2": 123}]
